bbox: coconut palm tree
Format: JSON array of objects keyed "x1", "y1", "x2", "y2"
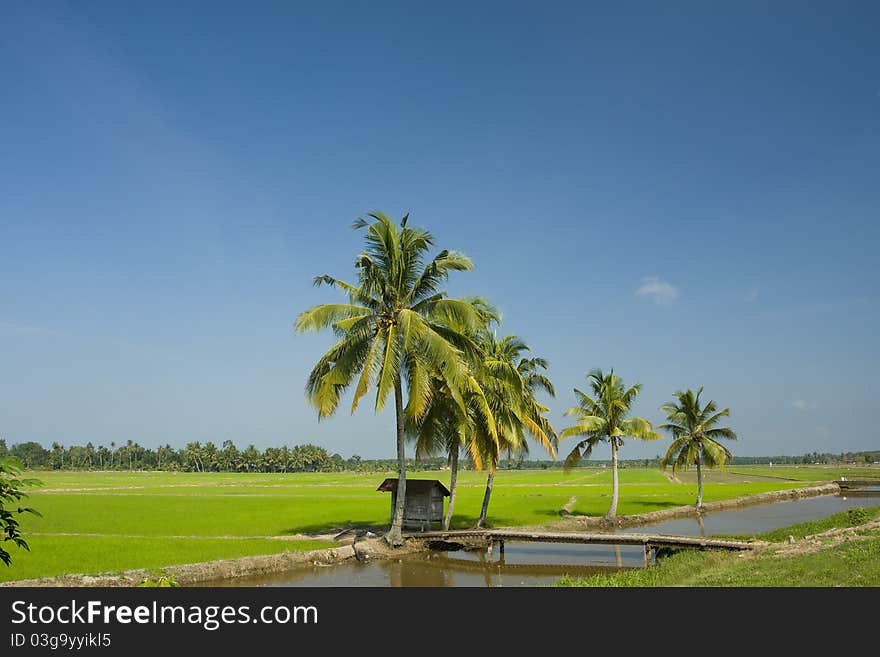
[
  {"x1": 295, "y1": 212, "x2": 482, "y2": 545},
  {"x1": 658, "y1": 387, "x2": 737, "y2": 508},
  {"x1": 473, "y1": 333, "x2": 557, "y2": 528},
  {"x1": 560, "y1": 369, "x2": 660, "y2": 519},
  {"x1": 408, "y1": 299, "x2": 500, "y2": 530},
  {"x1": 411, "y1": 378, "x2": 472, "y2": 530}
]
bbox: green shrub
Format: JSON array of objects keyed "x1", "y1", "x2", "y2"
[
  {"x1": 847, "y1": 508, "x2": 870, "y2": 526},
  {"x1": 137, "y1": 574, "x2": 180, "y2": 587}
]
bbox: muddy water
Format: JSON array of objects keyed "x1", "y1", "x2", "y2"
[
  {"x1": 199, "y1": 493, "x2": 880, "y2": 587},
  {"x1": 196, "y1": 546, "x2": 641, "y2": 587},
  {"x1": 621, "y1": 491, "x2": 880, "y2": 537}
]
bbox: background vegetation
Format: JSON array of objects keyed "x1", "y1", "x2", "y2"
[{"x1": 1, "y1": 438, "x2": 876, "y2": 473}]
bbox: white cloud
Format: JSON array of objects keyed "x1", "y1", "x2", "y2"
[
  {"x1": 744, "y1": 288, "x2": 759, "y2": 303},
  {"x1": 792, "y1": 399, "x2": 815, "y2": 411},
  {"x1": 635, "y1": 277, "x2": 679, "y2": 305}
]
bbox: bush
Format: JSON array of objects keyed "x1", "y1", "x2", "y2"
[
  {"x1": 0, "y1": 458, "x2": 41, "y2": 567},
  {"x1": 137, "y1": 574, "x2": 180, "y2": 587},
  {"x1": 846, "y1": 507, "x2": 870, "y2": 526}
]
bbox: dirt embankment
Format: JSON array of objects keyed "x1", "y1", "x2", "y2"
[
  {"x1": 0, "y1": 538, "x2": 423, "y2": 588},
  {"x1": 548, "y1": 482, "x2": 840, "y2": 531},
  {"x1": 772, "y1": 516, "x2": 880, "y2": 558},
  {"x1": 0, "y1": 483, "x2": 841, "y2": 587}
]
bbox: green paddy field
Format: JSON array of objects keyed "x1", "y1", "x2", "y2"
[{"x1": 2, "y1": 464, "x2": 874, "y2": 583}]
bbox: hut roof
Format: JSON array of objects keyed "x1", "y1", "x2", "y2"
[{"x1": 376, "y1": 478, "x2": 450, "y2": 496}]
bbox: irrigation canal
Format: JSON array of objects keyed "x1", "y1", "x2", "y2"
[{"x1": 198, "y1": 492, "x2": 880, "y2": 587}]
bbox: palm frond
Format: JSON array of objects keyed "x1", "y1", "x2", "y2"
[
  {"x1": 403, "y1": 355, "x2": 433, "y2": 423},
  {"x1": 560, "y1": 417, "x2": 605, "y2": 438},
  {"x1": 373, "y1": 325, "x2": 400, "y2": 412},
  {"x1": 621, "y1": 417, "x2": 661, "y2": 441},
  {"x1": 704, "y1": 426, "x2": 738, "y2": 441},
  {"x1": 351, "y1": 331, "x2": 383, "y2": 413},
  {"x1": 701, "y1": 438, "x2": 733, "y2": 468},
  {"x1": 660, "y1": 436, "x2": 691, "y2": 470},
  {"x1": 295, "y1": 303, "x2": 372, "y2": 333}
]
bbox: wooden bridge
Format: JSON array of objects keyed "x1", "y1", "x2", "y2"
[{"x1": 405, "y1": 529, "x2": 763, "y2": 566}]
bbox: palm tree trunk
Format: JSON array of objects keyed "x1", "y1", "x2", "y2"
[
  {"x1": 443, "y1": 442, "x2": 459, "y2": 531},
  {"x1": 607, "y1": 438, "x2": 620, "y2": 518},
  {"x1": 696, "y1": 447, "x2": 703, "y2": 509},
  {"x1": 475, "y1": 471, "x2": 495, "y2": 528},
  {"x1": 386, "y1": 378, "x2": 407, "y2": 546}
]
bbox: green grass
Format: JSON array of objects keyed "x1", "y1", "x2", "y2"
[
  {"x1": 725, "y1": 465, "x2": 879, "y2": 482},
  {"x1": 2, "y1": 536, "x2": 335, "y2": 583},
  {"x1": 556, "y1": 531, "x2": 880, "y2": 587},
  {"x1": 3, "y1": 466, "x2": 867, "y2": 583},
  {"x1": 556, "y1": 505, "x2": 880, "y2": 587}
]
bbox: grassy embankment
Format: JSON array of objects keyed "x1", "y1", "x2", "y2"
[
  {"x1": 2, "y1": 465, "x2": 870, "y2": 583},
  {"x1": 556, "y1": 505, "x2": 880, "y2": 587}
]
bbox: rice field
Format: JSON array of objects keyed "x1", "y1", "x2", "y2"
[{"x1": 3, "y1": 464, "x2": 872, "y2": 583}]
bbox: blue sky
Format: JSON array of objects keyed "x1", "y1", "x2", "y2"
[{"x1": 1, "y1": 1, "x2": 878, "y2": 459}]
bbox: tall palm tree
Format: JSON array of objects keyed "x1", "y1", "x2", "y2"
[
  {"x1": 408, "y1": 299, "x2": 500, "y2": 530},
  {"x1": 560, "y1": 369, "x2": 660, "y2": 519},
  {"x1": 658, "y1": 387, "x2": 737, "y2": 508},
  {"x1": 295, "y1": 212, "x2": 482, "y2": 545},
  {"x1": 473, "y1": 332, "x2": 557, "y2": 528}
]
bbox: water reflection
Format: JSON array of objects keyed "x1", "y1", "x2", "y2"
[{"x1": 196, "y1": 545, "x2": 642, "y2": 588}]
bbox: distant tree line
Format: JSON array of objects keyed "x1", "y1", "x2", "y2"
[
  {"x1": 501, "y1": 451, "x2": 880, "y2": 468},
  {"x1": 0, "y1": 438, "x2": 876, "y2": 473},
  {"x1": 727, "y1": 451, "x2": 879, "y2": 465},
  {"x1": 0, "y1": 438, "x2": 343, "y2": 473}
]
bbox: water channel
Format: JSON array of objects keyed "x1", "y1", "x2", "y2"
[{"x1": 199, "y1": 492, "x2": 880, "y2": 587}]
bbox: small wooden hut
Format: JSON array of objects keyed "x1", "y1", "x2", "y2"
[{"x1": 376, "y1": 478, "x2": 450, "y2": 531}]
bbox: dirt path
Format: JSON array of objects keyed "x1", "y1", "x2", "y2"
[
  {"x1": 544, "y1": 482, "x2": 840, "y2": 531},
  {"x1": 772, "y1": 517, "x2": 880, "y2": 558},
  {"x1": 559, "y1": 496, "x2": 578, "y2": 515}
]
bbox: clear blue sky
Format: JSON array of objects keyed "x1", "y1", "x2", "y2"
[{"x1": 2, "y1": 1, "x2": 878, "y2": 459}]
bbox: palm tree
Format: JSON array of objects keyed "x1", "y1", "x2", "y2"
[
  {"x1": 473, "y1": 332, "x2": 557, "y2": 528},
  {"x1": 295, "y1": 212, "x2": 481, "y2": 545},
  {"x1": 560, "y1": 369, "x2": 660, "y2": 519},
  {"x1": 184, "y1": 441, "x2": 204, "y2": 472},
  {"x1": 408, "y1": 299, "x2": 500, "y2": 530},
  {"x1": 51, "y1": 442, "x2": 64, "y2": 470},
  {"x1": 658, "y1": 387, "x2": 737, "y2": 508},
  {"x1": 157, "y1": 444, "x2": 175, "y2": 470}
]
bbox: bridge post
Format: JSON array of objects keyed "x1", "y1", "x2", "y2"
[
  {"x1": 644, "y1": 544, "x2": 657, "y2": 567},
  {"x1": 487, "y1": 540, "x2": 493, "y2": 557}
]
